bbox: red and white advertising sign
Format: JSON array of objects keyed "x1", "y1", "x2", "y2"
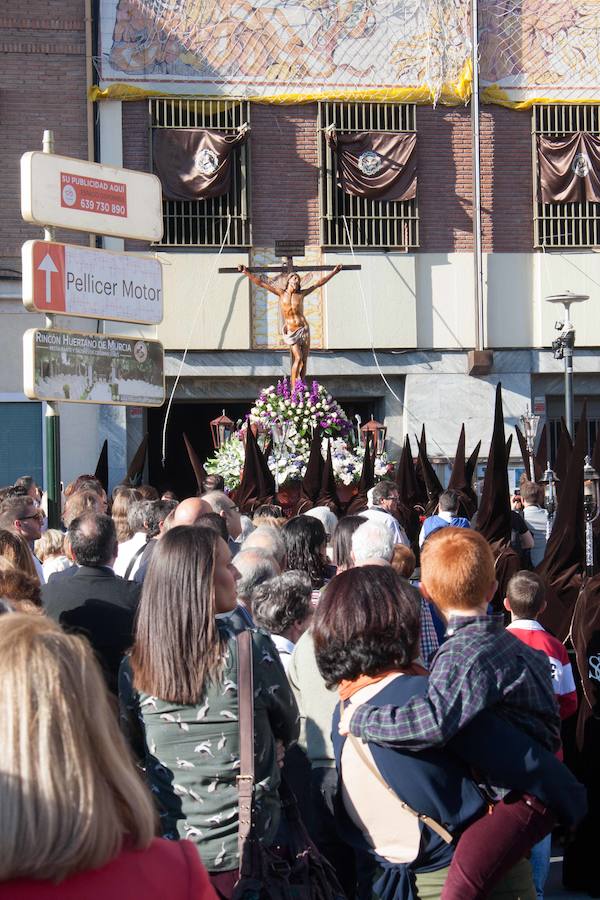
[
  {"x1": 22, "y1": 240, "x2": 163, "y2": 324},
  {"x1": 21, "y1": 152, "x2": 163, "y2": 242},
  {"x1": 60, "y1": 172, "x2": 128, "y2": 219}
]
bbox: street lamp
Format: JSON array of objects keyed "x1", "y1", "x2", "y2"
[
  {"x1": 545, "y1": 291, "x2": 589, "y2": 438},
  {"x1": 361, "y1": 415, "x2": 387, "y2": 456},
  {"x1": 540, "y1": 462, "x2": 559, "y2": 540},
  {"x1": 520, "y1": 405, "x2": 540, "y2": 481},
  {"x1": 583, "y1": 455, "x2": 600, "y2": 576},
  {"x1": 210, "y1": 410, "x2": 234, "y2": 450}
]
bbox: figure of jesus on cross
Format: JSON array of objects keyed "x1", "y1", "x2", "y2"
[{"x1": 236, "y1": 263, "x2": 344, "y2": 387}]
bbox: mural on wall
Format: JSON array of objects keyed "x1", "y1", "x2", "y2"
[
  {"x1": 250, "y1": 248, "x2": 324, "y2": 351},
  {"x1": 97, "y1": 0, "x2": 600, "y2": 103}
]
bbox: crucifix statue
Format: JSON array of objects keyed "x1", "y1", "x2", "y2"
[{"x1": 220, "y1": 250, "x2": 359, "y2": 387}]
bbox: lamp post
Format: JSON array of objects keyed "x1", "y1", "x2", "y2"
[
  {"x1": 210, "y1": 410, "x2": 234, "y2": 450},
  {"x1": 540, "y1": 462, "x2": 559, "y2": 540},
  {"x1": 545, "y1": 291, "x2": 589, "y2": 438},
  {"x1": 520, "y1": 405, "x2": 540, "y2": 482},
  {"x1": 583, "y1": 455, "x2": 600, "y2": 576},
  {"x1": 360, "y1": 415, "x2": 387, "y2": 456}
]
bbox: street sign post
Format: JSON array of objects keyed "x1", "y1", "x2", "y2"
[
  {"x1": 24, "y1": 328, "x2": 165, "y2": 407},
  {"x1": 22, "y1": 240, "x2": 164, "y2": 324},
  {"x1": 21, "y1": 151, "x2": 164, "y2": 242}
]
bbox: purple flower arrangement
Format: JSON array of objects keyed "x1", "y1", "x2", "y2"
[{"x1": 249, "y1": 378, "x2": 353, "y2": 439}]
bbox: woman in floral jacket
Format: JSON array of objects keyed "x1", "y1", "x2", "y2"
[{"x1": 120, "y1": 525, "x2": 299, "y2": 895}]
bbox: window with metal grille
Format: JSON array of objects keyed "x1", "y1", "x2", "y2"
[
  {"x1": 318, "y1": 102, "x2": 418, "y2": 249},
  {"x1": 150, "y1": 98, "x2": 251, "y2": 248},
  {"x1": 533, "y1": 104, "x2": 600, "y2": 248}
]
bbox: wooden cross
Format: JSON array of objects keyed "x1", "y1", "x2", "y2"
[{"x1": 218, "y1": 241, "x2": 361, "y2": 278}]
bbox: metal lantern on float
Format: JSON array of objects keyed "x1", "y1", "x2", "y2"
[
  {"x1": 361, "y1": 415, "x2": 387, "y2": 456},
  {"x1": 210, "y1": 410, "x2": 234, "y2": 450},
  {"x1": 583, "y1": 455, "x2": 600, "y2": 575},
  {"x1": 540, "y1": 461, "x2": 559, "y2": 540},
  {"x1": 520, "y1": 405, "x2": 540, "y2": 480}
]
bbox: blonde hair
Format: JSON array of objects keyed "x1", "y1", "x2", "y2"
[
  {"x1": 63, "y1": 490, "x2": 103, "y2": 529},
  {"x1": 0, "y1": 529, "x2": 39, "y2": 581},
  {"x1": 0, "y1": 615, "x2": 156, "y2": 881},
  {"x1": 34, "y1": 528, "x2": 65, "y2": 563},
  {"x1": 111, "y1": 488, "x2": 142, "y2": 543}
]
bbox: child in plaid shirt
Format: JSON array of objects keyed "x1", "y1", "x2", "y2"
[{"x1": 342, "y1": 528, "x2": 563, "y2": 900}]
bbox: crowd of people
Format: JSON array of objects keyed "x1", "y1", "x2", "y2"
[{"x1": 0, "y1": 468, "x2": 590, "y2": 900}]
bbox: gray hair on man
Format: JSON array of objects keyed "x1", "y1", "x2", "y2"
[
  {"x1": 304, "y1": 506, "x2": 338, "y2": 540},
  {"x1": 233, "y1": 548, "x2": 281, "y2": 605},
  {"x1": 252, "y1": 570, "x2": 312, "y2": 637},
  {"x1": 241, "y1": 526, "x2": 286, "y2": 570},
  {"x1": 127, "y1": 500, "x2": 151, "y2": 534},
  {"x1": 201, "y1": 490, "x2": 231, "y2": 514},
  {"x1": 351, "y1": 520, "x2": 394, "y2": 565}
]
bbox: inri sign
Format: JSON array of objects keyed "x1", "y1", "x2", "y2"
[{"x1": 22, "y1": 241, "x2": 163, "y2": 325}]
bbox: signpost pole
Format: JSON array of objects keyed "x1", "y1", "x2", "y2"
[{"x1": 42, "y1": 130, "x2": 61, "y2": 528}]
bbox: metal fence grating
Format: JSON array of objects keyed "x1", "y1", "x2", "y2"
[
  {"x1": 150, "y1": 98, "x2": 251, "y2": 247},
  {"x1": 533, "y1": 104, "x2": 600, "y2": 248},
  {"x1": 318, "y1": 102, "x2": 418, "y2": 249}
]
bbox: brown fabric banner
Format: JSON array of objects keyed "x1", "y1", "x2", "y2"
[
  {"x1": 537, "y1": 132, "x2": 600, "y2": 203},
  {"x1": 153, "y1": 128, "x2": 248, "y2": 201},
  {"x1": 326, "y1": 130, "x2": 417, "y2": 201}
]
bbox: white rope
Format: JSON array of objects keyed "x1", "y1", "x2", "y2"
[
  {"x1": 161, "y1": 217, "x2": 232, "y2": 467},
  {"x1": 341, "y1": 215, "x2": 450, "y2": 465}
]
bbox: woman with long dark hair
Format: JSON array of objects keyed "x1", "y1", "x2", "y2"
[
  {"x1": 331, "y1": 515, "x2": 366, "y2": 572},
  {"x1": 120, "y1": 525, "x2": 299, "y2": 897},
  {"x1": 282, "y1": 516, "x2": 331, "y2": 588}
]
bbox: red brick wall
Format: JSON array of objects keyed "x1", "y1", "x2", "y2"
[
  {"x1": 120, "y1": 99, "x2": 534, "y2": 254},
  {"x1": 250, "y1": 104, "x2": 320, "y2": 247},
  {"x1": 121, "y1": 101, "x2": 150, "y2": 250},
  {"x1": 418, "y1": 105, "x2": 533, "y2": 252},
  {"x1": 0, "y1": 2, "x2": 88, "y2": 270}
]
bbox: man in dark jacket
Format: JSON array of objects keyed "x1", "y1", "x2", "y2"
[{"x1": 42, "y1": 512, "x2": 140, "y2": 694}]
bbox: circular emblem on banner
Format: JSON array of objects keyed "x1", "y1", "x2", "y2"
[
  {"x1": 572, "y1": 153, "x2": 590, "y2": 178},
  {"x1": 62, "y1": 184, "x2": 76, "y2": 207},
  {"x1": 133, "y1": 341, "x2": 148, "y2": 363},
  {"x1": 358, "y1": 150, "x2": 383, "y2": 176},
  {"x1": 194, "y1": 147, "x2": 220, "y2": 176}
]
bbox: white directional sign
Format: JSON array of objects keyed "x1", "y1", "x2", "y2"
[
  {"x1": 22, "y1": 240, "x2": 163, "y2": 325},
  {"x1": 24, "y1": 328, "x2": 165, "y2": 407},
  {"x1": 21, "y1": 152, "x2": 163, "y2": 242}
]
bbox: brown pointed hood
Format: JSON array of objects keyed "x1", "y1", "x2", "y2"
[
  {"x1": 465, "y1": 440, "x2": 481, "y2": 486},
  {"x1": 183, "y1": 432, "x2": 207, "y2": 493},
  {"x1": 447, "y1": 425, "x2": 477, "y2": 519},
  {"x1": 534, "y1": 424, "x2": 547, "y2": 482},
  {"x1": 316, "y1": 439, "x2": 340, "y2": 513},
  {"x1": 300, "y1": 429, "x2": 324, "y2": 508},
  {"x1": 537, "y1": 405, "x2": 587, "y2": 641},
  {"x1": 571, "y1": 574, "x2": 600, "y2": 751},
  {"x1": 235, "y1": 425, "x2": 275, "y2": 515},
  {"x1": 475, "y1": 383, "x2": 511, "y2": 545},
  {"x1": 555, "y1": 418, "x2": 574, "y2": 497},
  {"x1": 514, "y1": 424, "x2": 532, "y2": 481},
  {"x1": 94, "y1": 440, "x2": 109, "y2": 493},
  {"x1": 417, "y1": 426, "x2": 443, "y2": 515},
  {"x1": 122, "y1": 434, "x2": 148, "y2": 486},
  {"x1": 395, "y1": 435, "x2": 422, "y2": 540},
  {"x1": 345, "y1": 432, "x2": 375, "y2": 515}
]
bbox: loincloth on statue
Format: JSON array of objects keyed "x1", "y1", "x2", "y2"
[{"x1": 282, "y1": 325, "x2": 309, "y2": 347}]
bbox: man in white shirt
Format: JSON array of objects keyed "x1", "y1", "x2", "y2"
[
  {"x1": 522, "y1": 480, "x2": 548, "y2": 567},
  {"x1": 361, "y1": 481, "x2": 410, "y2": 547}
]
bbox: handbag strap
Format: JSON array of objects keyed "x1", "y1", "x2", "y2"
[
  {"x1": 236, "y1": 630, "x2": 255, "y2": 862},
  {"x1": 344, "y1": 711, "x2": 453, "y2": 845}
]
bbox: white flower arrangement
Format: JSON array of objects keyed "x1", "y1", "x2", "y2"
[{"x1": 205, "y1": 380, "x2": 395, "y2": 491}]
